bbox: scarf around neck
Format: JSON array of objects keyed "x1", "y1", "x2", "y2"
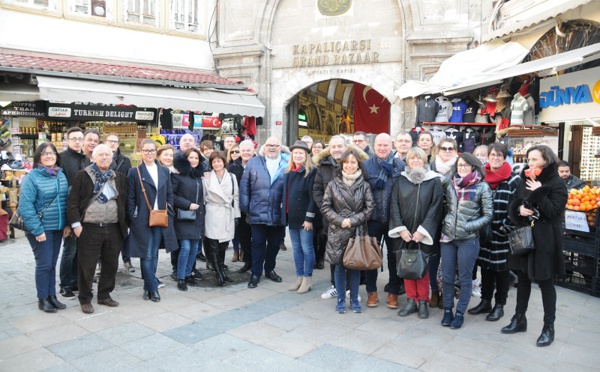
[
  {"x1": 453, "y1": 170, "x2": 482, "y2": 201},
  {"x1": 435, "y1": 155, "x2": 457, "y2": 176},
  {"x1": 374, "y1": 152, "x2": 395, "y2": 190},
  {"x1": 484, "y1": 161, "x2": 512, "y2": 190},
  {"x1": 38, "y1": 165, "x2": 60, "y2": 177},
  {"x1": 342, "y1": 169, "x2": 362, "y2": 187},
  {"x1": 291, "y1": 163, "x2": 304, "y2": 173},
  {"x1": 91, "y1": 163, "x2": 115, "y2": 204}
]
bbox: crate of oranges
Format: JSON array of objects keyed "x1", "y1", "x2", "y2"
[{"x1": 565, "y1": 186, "x2": 600, "y2": 233}]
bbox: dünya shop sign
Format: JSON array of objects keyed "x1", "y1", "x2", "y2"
[{"x1": 539, "y1": 65, "x2": 600, "y2": 122}]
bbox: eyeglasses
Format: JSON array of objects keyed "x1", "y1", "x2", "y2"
[
  {"x1": 457, "y1": 163, "x2": 472, "y2": 169},
  {"x1": 142, "y1": 149, "x2": 157, "y2": 154},
  {"x1": 353, "y1": 139, "x2": 365, "y2": 143},
  {"x1": 232, "y1": 150, "x2": 240, "y2": 154},
  {"x1": 41, "y1": 152, "x2": 56, "y2": 157},
  {"x1": 265, "y1": 144, "x2": 280, "y2": 148},
  {"x1": 440, "y1": 147, "x2": 455, "y2": 152},
  {"x1": 106, "y1": 140, "x2": 119, "y2": 144},
  {"x1": 69, "y1": 137, "x2": 84, "y2": 142},
  {"x1": 489, "y1": 153, "x2": 504, "y2": 159}
]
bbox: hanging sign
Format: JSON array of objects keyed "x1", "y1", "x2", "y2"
[
  {"x1": 47, "y1": 103, "x2": 156, "y2": 122},
  {"x1": 2, "y1": 101, "x2": 46, "y2": 117},
  {"x1": 564, "y1": 210, "x2": 590, "y2": 233}
]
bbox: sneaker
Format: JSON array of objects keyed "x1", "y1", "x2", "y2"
[
  {"x1": 336, "y1": 299, "x2": 346, "y2": 314},
  {"x1": 157, "y1": 280, "x2": 165, "y2": 289},
  {"x1": 450, "y1": 311, "x2": 464, "y2": 329},
  {"x1": 321, "y1": 286, "x2": 337, "y2": 299},
  {"x1": 471, "y1": 286, "x2": 482, "y2": 298},
  {"x1": 123, "y1": 260, "x2": 135, "y2": 273},
  {"x1": 350, "y1": 299, "x2": 362, "y2": 313},
  {"x1": 346, "y1": 290, "x2": 362, "y2": 302},
  {"x1": 59, "y1": 287, "x2": 76, "y2": 300}
]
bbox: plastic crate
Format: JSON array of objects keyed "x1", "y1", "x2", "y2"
[
  {"x1": 562, "y1": 235, "x2": 599, "y2": 257},
  {"x1": 555, "y1": 252, "x2": 599, "y2": 297}
]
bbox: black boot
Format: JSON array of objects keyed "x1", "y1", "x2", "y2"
[
  {"x1": 501, "y1": 313, "x2": 527, "y2": 334},
  {"x1": 536, "y1": 323, "x2": 555, "y2": 347},
  {"x1": 47, "y1": 295, "x2": 66, "y2": 310},
  {"x1": 38, "y1": 299, "x2": 57, "y2": 313},
  {"x1": 209, "y1": 241, "x2": 226, "y2": 286},
  {"x1": 397, "y1": 298, "x2": 418, "y2": 317},
  {"x1": 486, "y1": 304, "x2": 504, "y2": 321},
  {"x1": 177, "y1": 279, "x2": 188, "y2": 291},
  {"x1": 219, "y1": 245, "x2": 233, "y2": 282},
  {"x1": 238, "y1": 262, "x2": 251, "y2": 273},
  {"x1": 468, "y1": 299, "x2": 492, "y2": 315},
  {"x1": 186, "y1": 276, "x2": 198, "y2": 287}
]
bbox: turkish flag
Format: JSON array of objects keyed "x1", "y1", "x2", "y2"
[
  {"x1": 353, "y1": 83, "x2": 390, "y2": 134},
  {"x1": 202, "y1": 116, "x2": 222, "y2": 128}
]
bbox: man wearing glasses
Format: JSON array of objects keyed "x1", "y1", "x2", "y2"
[
  {"x1": 240, "y1": 137, "x2": 290, "y2": 288},
  {"x1": 394, "y1": 132, "x2": 413, "y2": 161},
  {"x1": 353, "y1": 131, "x2": 374, "y2": 158},
  {"x1": 58, "y1": 127, "x2": 90, "y2": 300}
]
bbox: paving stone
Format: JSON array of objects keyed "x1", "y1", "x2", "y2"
[
  {"x1": 134, "y1": 311, "x2": 192, "y2": 332},
  {"x1": 260, "y1": 310, "x2": 313, "y2": 331},
  {"x1": 95, "y1": 322, "x2": 156, "y2": 345},
  {"x1": 225, "y1": 345, "x2": 321, "y2": 372},
  {"x1": 0, "y1": 334, "x2": 40, "y2": 359},
  {"x1": 189, "y1": 333, "x2": 255, "y2": 359},
  {"x1": 226, "y1": 321, "x2": 287, "y2": 345},
  {"x1": 46, "y1": 333, "x2": 113, "y2": 361},
  {"x1": 27, "y1": 322, "x2": 90, "y2": 347},
  {"x1": 300, "y1": 343, "x2": 371, "y2": 369},
  {"x1": 0, "y1": 347, "x2": 63, "y2": 372},
  {"x1": 263, "y1": 331, "x2": 320, "y2": 358},
  {"x1": 120, "y1": 333, "x2": 184, "y2": 360},
  {"x1": 70, "y1": 346, "x2": 145, "y2": 371},
  {"x1": 420, "y1": 350, "x2": 491, "y2": 372}
]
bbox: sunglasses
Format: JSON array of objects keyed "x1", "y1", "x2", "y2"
[
  {"x1": 440, "y1": 146, "x2": 455, "y2": 152},
  {"x1": 232, "y1": 150, "x2": 240, "y2": 154}
]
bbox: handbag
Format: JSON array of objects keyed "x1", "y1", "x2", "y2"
[
  {"x1": 137, "y1": 167, "x2": 169, "y2": 227},
  {"x1": 506, "y1": 224, "x2": 535, "y2": 255},
  {"x1": 397, "y1": 241, "x2": 430, "y2": 280},
  {"x1": 9, "y1": 192, "x2": 58, "y2": 233},
  {"x1": 343, "y1": 225, "x2": 382, "y2": 270},
  {"x1": 176, "y1": 179, "x2": 199, "y2": 221},
  {"x1": 479, "y1": 222, "x2": 493, "y2": 244}
]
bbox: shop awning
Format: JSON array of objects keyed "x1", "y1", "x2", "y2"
[
  {"x1": 36, "y1": 76, "x2": 265, "y2": 117},
  {"x1": 0, "y1": 84, "x2": 40, "y2": 102}
]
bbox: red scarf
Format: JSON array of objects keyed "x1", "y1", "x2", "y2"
[
  {"x1": 484, "y1": 162, "x2": 512, "y2": 190},
  {"x1": 291, "y1": 163, "x2": 303, "y2": 172}
]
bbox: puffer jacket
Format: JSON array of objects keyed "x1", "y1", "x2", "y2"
[
  {"x1": 363, "y1": 155, "x2": 406, "y2": 223},
  {"x1": 322, "y1": 171, "x2": 374, "y2": 265},
  {"x1": 18, "y1": 168, "x2": 69, "y2": 236},
  {"x1": 240, "y1": 148, "x2": 290, "y2": 226},
  {"x1": 442, "y1": 177, "x2": 493, "y2": 240}
]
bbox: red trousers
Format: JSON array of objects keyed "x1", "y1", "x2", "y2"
[{"x1": 404, "y1": 272, "x2": 430, "y2": 302}]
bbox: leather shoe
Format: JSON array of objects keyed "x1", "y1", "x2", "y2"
[
  {"x1": 430, "y1": 291, "x2": 440, "y2": 308},
  {"x1": 387, "y1": 293, "x2": 399, "y2": 309},
  {"x1": 98, "y1": 298, "x2": 119, "y2": 307},
  {"x1": 47, "y1": 295, "x2": 66, "y2": 310},
  {"x1": 248, "y1": 275, "x2": 260, "y2": 288},
  {"x1": 38, "y1": 299, "x2": 57, "y2": 313},
  {"x1": 238, "y1": 263, "x2": 251, "y2": 273},
  {"x1": 367, "y1": 292, "x2": 379, "y2": 307},
  {"x1": 468, "y1": 299, "x2": 492, "y2": 315},
  {"x1": 81, "y1": 303, "x2": 94, "y2": 314},
  {"x1": 501, "y1": 313, "x2": 527, "y2": 334},
  {"x1": 417, "y1": 299, "x2": 429, "y2": 319},
  {"x1": 150, "y1": 290, "x2": 161, "y2": 302},
  {"x1": 536, "y1": 323, "x2": 554, "y2": 347},
  {"x1": 143, "y1": 290, "x2": 150, "y2": 300},
  {"x1": 397, "y1": 298, "x2": 417, "y2": 317},
  {"x1": 486, "y1": 304, "x2": 504, "y2": 321},
  {"x1": 265, "y1": 271, "x2": 282, "y2": 283}
]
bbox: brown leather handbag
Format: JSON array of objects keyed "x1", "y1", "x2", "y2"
[
  {"x1": 137, "y1": 167, "x2": 168, "y2": 227},
  {"x1": 343, "y1": 225, "x2": 382, "y2": 270}
]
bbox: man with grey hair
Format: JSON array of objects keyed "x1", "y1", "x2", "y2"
[
  {"x1": 240, "y1": 137, "x2": 290, "y2": 288},
  {"x1": 67, "y1": 144, "x2": 128, "y2": 314},
  {"x1": 178, "y1": 133, "x2": 197, "y2": 155},
  {"x1": 301, "y1": 135, "x2": 314, "y2": 152}
]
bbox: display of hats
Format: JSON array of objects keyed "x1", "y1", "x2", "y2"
[
  {"x1": 497, "y1": 90, "x2": 511, "y2": 98},
  {"x1": 483, "y1": 93, "x2": 497, "y2": 102}
]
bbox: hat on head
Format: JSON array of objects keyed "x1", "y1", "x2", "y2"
[{"x1": 289, "y1": 140, "x2": 310, "y2": 153}]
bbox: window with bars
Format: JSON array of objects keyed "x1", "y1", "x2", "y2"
[
  {"x1": 169, "y1": 0, "x2": 201, "y2": 33},
  {"x1": 68, "y1": 0, "x2": 107, "y2": 17},
  {"x1": 124, "y1": 0, "x2": 159, "y2": 27}
]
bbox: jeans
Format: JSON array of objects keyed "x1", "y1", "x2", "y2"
[
  {"x1": 27, "y1": 230, "x2": 62, "y2": 299},
  {"x1": 289, "y1": 228, "x2": 315, "y2": 277},
  {"x1": 441, "y1": 238, "x2": 480, "y2": 314},
  {"x1": 59, "y1": 234, "x2": 78, "y2": 290},
  {"x1": 140, "y1": 227, "x2": 162, "y2": 291},
  {"x1": 429, "y1": 252, "x2": 440, "y2": 292},
  {"x1": 335, "y1": 264, "x2": 360, "y2": 303},
  {"x1": 250, "y1": 224, "x2": 285, "y2": 277},
  {"x1": 481, "y1": 268, "x2": 510, "y2": 305},
  {"x1": 237, "y1": 213, "x2": 252, "y2": 265},
  {"x1": 515, "y1": 270, "x2": 557, "y2": 324},
  {"x1": 365, "y1": 220, "x2": 401, "y2": 294},
  {"x1": 177, "y1": 239, "x2": 199, "y2": 279}
]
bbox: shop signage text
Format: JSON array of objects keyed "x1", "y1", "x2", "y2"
[
  {"x1": 47, "y1": 104, "x2": 156, "y2": 122},
  {"x1": 565, "y1": 211, "x2": 590, "y2": 233},
  {"x1": 292, "y1": 39, "x2": 379, "y2": 68},
  {"x1": 2, "y1": 101, "x2": 46, "y2": 117},
  {"x1": 540, "y1": 85, "x2": 592, "y2": 108}
]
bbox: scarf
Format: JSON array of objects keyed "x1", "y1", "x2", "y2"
[
  {"x1": 374, "y1": 152, "x2": 395, "y2": 190},
  {"x1": 404, "y1": 167, "x2": 428, "y2": 185},
  {"x1": 484, "y1": 162, "x2": 512, "y2": 190},
  {"x1": 342, "y1": 169, "x2": 362, "y2": 187},
  {"x1": 91, "y1": 163, "x2": 115, "y2": 204},
  {"x1": 524, "y1": 167, "x2": 542, "y2": 179},
  {"x1": 291, "y1": 163, "x2": 304, "y2": 173},
  {"x1": 434, "y1": 155, "x2": 457, "y2": 176},
  {"x1": 453, "y1": 171, "x2": 482, "y2": 201},
  {"x1": 38, "y1": 165, "x2": 60, "y2": 177}
]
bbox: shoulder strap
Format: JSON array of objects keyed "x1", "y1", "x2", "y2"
[
  {"x1": 136, "y1": 166, "x2": 153, "y2": 211},
  {"x1": 230, "y1": 173, "x2": 235, "y2": 207}
]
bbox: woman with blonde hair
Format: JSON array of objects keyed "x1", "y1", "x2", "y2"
[
  {"x1": 227, "y1": 143, "x2": 240, "y2": 165},
  {"x1": 417, "y1": 131, "x2": 438, "y2": 164}
]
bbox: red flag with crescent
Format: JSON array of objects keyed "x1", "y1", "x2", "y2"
[
  {"x1": 202, "y1": 116, "x2": 222, "y2": 128},
  {"x1": 353, "y1": 83, "x2": 390, "y2": 134}
]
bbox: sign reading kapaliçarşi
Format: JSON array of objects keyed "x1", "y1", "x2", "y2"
[{"x1": 292, "y1": 39, "x2": 380, "y2": 68}]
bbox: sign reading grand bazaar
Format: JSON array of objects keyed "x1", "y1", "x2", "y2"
[{"x1": 292, "y1": 39, "x2": 380, "y2": 67}]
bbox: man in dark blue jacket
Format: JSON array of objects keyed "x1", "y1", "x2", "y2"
[
  {"x1": 240, "y1": 137, "x2": 290, "y2": 288},
  {"x1": 363, "y1": 133, "x2": 406, "y2": 309}
]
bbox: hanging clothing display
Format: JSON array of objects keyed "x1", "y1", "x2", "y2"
[
  {"x1": 449, "y1": 98, "x2": 467, "y2": 123},
  {"x1": 415, "y1": 95, "x2": 439, "y2": 126},
  {"x1": 434, "y1": 96, "x2": 453, "y2": 122},
  {"x1": 430, "y1": 126, "x2": 447, "y2": 145},
  {"x1": 463, "y1": 99, "x2": 479, "y2": 123},
  {"x1": 523, "y1": 94, "x2": 536, "y2": 124},
  {"x1": 509, "y1": 93, "x2": 530, "y2": 125}
]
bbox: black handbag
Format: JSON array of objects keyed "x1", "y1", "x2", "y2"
[
  {"x1": 176, "y1": 179, "x2": 199, "y2": 221},
  {"x1": 397, "y1": 241, "x2": 430, "y2": 280},
  {"x1": 506, "y1": 224, "x2": 535, "y2": 255},
  {"x1": 9, "y1": 193, "x2": 58, "y2": 233}
]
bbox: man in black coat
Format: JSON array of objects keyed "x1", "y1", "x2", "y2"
[
  {"x1": 58, "y1": 127, "x2": 90, "y2": 300},
  {"x1": 67, "y1": 145, "x2": 128, "y2": 314}
]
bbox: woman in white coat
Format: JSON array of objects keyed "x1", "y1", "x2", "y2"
[{"x1": 203, "y1": 151, "x2": 241, "y2": 286}]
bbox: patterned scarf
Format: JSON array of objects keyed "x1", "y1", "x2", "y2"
[
  {"x1": 484, "y1": 161, "x2": 512, "y2": 190},
  {"x1": 38, "y1": 165, "x2": 60, "y2": 177},
  {"x1": 453, "y1": 170, "x2": 482, "y2": 201},
  {"x1": 91, "y1": 163, "x2": 115, "y2": 204},
  {"x1": 374, "y1": 152, "x2": 395, "y2": 190}
]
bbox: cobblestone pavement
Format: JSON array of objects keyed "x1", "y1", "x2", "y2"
[{"x1": 1, "y1": 235, "x2": 599, "y2": 371}]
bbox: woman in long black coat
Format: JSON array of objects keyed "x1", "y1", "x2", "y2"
[
  {"x1": 502, "y1": 145, "x2": 567, "y2": 347},
  {"x1": 127, "y1": 139, "x2": 178, "y2": 302}
]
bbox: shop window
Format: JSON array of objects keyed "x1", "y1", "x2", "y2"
[
  {"x1": 68, "y1": 0, "x2": 107, "y2": 17},
  {"x1": 124, "y1": 0, "x2": 159, "y2": 27},
  {"x1": 169, "y1": 0, "x2": 202, "y2": 34},
  {"x1": 3, "y1": 0, "x2": 58, "y2": 11}
]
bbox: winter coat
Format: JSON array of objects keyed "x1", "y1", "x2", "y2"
[
  {"x1": 565, "y1": 175, "x2": 586, "y2": 190},
  {"x1": 442, "y1": 176, "x2": 493, "y2": 241},
  {"x1": 203, "y1": 169, "x2": 240, "y2": 242},
  {"x1": 111, "y1": 149, "x2": 132, "y2": 177},
  {"x1": 171, "y1": 156, "x2": 205, "y2": 240},
  {"x1": 478, "y1": 172, "x2": 521, "y2": 272},
  {"x1": 126, "y1": 162, "x2": 179, "y2": 257},
  {"x1": 388, "y1": 169, "x2": 443, "y2": 255},
  {"x1": 312, "y1": 144, "x2": 369, "y2": 230},
  {"x1": 59, "y1": 147, "x2": 90, "y2": 186},
  {"x1": 363, "y1": 156, "x2": 406, "y2": 223},
  {"x1": 18, "y1": 168, "x2": 68, "y2": 236},
  {"x1": 67, "y1": 166, "x2": 128, "y2": 239},
  {"x1": 281, "y1": 167, "x2": 317, "y2": 229},
  {"x1": 322, "y1": 172, "x2": 375, "y2": 265},
  {"x1": 239, "y1": 148, "x2": 290, "y2": 226},
  {"x1": 228, "y1": 157, "x2": 247, "y2": 185},
  {"x1": 508, "y1": 162, "x2": 567, "y2": 281}
]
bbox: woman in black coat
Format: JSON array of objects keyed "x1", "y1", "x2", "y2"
[
  {"x1": 389, "y1": 147, "x2": 443, "y2": 320},
  {"x1": 127, "y1": 139, "x2": 178, "y2": 302},
  {"x1": 502, "y1": 145, "x2": 567, "y2": 347},
  {"x1": 171, "y1": 148, "x2": 205, "y2": 291}
]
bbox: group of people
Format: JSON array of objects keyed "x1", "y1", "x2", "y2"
[{"x1": 19, "y1": 128, "x2": 568, "y2": 347}]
